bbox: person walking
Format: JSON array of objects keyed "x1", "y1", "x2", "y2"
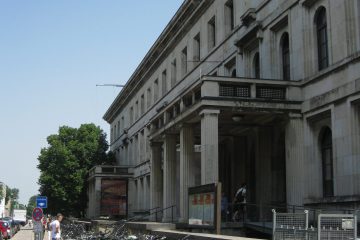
[
  {"x1": 50, "y1": 214, "x2": 63, "y2": 240},
  {"x1": 232, "y1": 183, "x2": 246, "y2": 221},
  {"x1": 46, "y1": 215, "x2": 52, "y2": 240}
]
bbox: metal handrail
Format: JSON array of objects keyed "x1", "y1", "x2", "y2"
[{"x1": 128, "y1": 205, "x2": 176, "y2": 223}]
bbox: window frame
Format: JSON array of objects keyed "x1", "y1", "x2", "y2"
[
  {"x1": 315, "y1": 7, "x2": 329, "y2": 71},
  {"x1": 320, "y1": 127, "x2": 334, "y2": 197},
  {"x1": 281, "y1": 32, "x2": 290, "y2": 80}
]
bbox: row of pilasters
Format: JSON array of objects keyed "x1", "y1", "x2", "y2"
[
  {"x1": 162, "y1": 134, "x2": 177, "y2": 222},
  {"x1": 150, "y1": 109, "x2": 220, "y2": 223}
]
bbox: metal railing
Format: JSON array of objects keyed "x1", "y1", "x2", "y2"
[
  {"x1": 128, "y1": 205, "x2": 177, "y2": 223},
  {"x1": 223, "y1": 202, "x2": 358, "y2": 236},
  {"x1": 318, "y1": 213, "x2": 357, "y2": 240}
]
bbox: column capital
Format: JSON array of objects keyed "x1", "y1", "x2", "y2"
[
  {"x1": 288, "y1": 112, "x2": 303, "y2": 119},
  {"x1": 199, "y1": 109, "x2": 220, "y2": 117}
]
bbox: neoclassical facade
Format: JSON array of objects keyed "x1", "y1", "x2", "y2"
[{"x1": 103, "y1": 0, "x2": 360, "y2": 222}]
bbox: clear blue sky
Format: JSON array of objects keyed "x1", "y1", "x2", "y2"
[{"x1": 0, "y1": 0, "x2": 183, "y2": 205}]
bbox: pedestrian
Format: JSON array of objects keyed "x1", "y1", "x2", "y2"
[
  {"x1": 50, "y1": 213, "x2": 63, "y2": 240},
  {"x1": 46, "y1": 215, "x2": 52, "y2": 240},
  {"x1": 232, "y1": 183, "x2": 246, "y2": 221}
]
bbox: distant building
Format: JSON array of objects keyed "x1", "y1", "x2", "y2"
[
  {"x1": 100, "y1": 0, "x2": 360, "y2": 223},
  {"x1": 0, "y1": 182, "x2": 6, "y2": 218}
]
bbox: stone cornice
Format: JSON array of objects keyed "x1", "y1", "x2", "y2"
[{"x1": 103, "y1": 0, "x2": 214, "y2": 123}]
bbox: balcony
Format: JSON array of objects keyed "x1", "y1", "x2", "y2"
[
  {"x1": 88, "y1": 165, "x2": 133, "y2": 180},
  {"x1": 201, "y1": 75, "x2": 302, "y2": 110},
  {"x1": 148, "y1": 75, "x2": 303, "y2": 140}
]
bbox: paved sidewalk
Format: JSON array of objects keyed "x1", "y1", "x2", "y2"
[
  {"x1": 11, "y1": 229, "x2": 34, "y2": 240},
  {"x1": 11, "y1": 225, "x2": 49, "y2": 240}
]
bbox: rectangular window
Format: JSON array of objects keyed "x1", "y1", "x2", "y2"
[
  {"x1": 153, "y1": 79, "x2": 159, "y2": 102},
  {"x1": 117, "y1": 120, "x2": 120, "y2": 137},
  {"x1": 140, "y1": 130, "x2": 145, "y2": 162},
  {"x1": 225, "y1": 0, "x2": 234, "y2": 34},
  {"x1": 134, "y1": 135, "x2": 139, "y2": 165},
  {"x1": 208, "y1": 16, "x2": 216, "y2": 50},
  {"x1": 171, "y1": 59, "x2": 177, "y2": 87},
  {"x1": 130, "y1": 107, "x2": 134, "y2": 125},
  {"x1": 193, "y1": 33, "x2": 201, "y2": 63},
  {"x1": 140, "y1": 94, "x2": 145, "y2": 116},
  {"x1": 121, "y1": 116, "x2": 125, "y2": 131},
  {"x1": 111, "y1": 127, "x2": 114, "y2": 143},
  {"x1": 162, "y1": 70, "x2": 167, "y2": 96},
  {"x1": 147, "y1": 88, "x2": 152, "y2": 109},
  {"x1": 181, "y1": 47, "x2": 188, "y2": 76},
  {"x1": 135, "y1": 101, "x2": 139, "y2": 120}
]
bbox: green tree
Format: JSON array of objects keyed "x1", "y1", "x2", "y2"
[
  {"x1": 0, "y1": 184, "x2": 4, "y2": 201},
  {"x1": 26, "y1": 195, "x2": 37, "y2": 218},
  {"x1": 5, "y1": 187, "x2": 20, "y2": 214},
  {"x1": 5, "y1": 186, "x2": 11, "y2": 205},
  {"x1": 37, "y1": 123, "x2": 114, "y2": 217}
]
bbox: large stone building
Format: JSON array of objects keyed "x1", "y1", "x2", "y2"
[{"x1": 102, "y1": 0, "x2": 360, "y2": 222}]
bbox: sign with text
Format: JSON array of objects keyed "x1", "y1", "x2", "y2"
[
  {"x1": 33, "y1": 221, "x2": 43, "y2": 233},
  {"x1": 36, "y1": 196, "x2": 47, "y2": 208},
  {"x1": 188, "y1": 183, "x2": 218, "y2": 228}
]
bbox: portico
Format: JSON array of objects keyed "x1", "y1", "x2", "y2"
[{"x1": 148, "y1": 75, "x2": 302, "y2": 222}]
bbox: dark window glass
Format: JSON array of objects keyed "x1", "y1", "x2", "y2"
[
  {"x1": 253, "y1": 52, "x2": 260, "y2": 78},
  {"x1": 321, "y1": 127, "x2": 334, "y2": 197},
  {"x1": 316, "y1": 7, "x2": 328, "y2": 70},
  {"x1": 281, "y1": 33, "x2": 290, "y2": 80}
]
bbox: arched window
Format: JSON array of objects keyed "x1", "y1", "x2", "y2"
[
  {"x1": 281, "y1": 33, "x2": 290, "y2": 80},
  {"x1": 320, "y1": 127, "x2": 334, "y2": 197},
  {"x1": 315, "y1": 7, "x2": 328, "y2": 70},
  {"x1": 253, "y1": 52, "x2": 260, "y2": 78}
]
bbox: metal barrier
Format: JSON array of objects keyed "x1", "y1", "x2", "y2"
[
  {"x1": 272, "y1": 209, "x2": 314, "y2": 240},
  {"x1": 318, "y1": 213, "x2": 357, "y2": 240},
  {"x1": 273, "y1": 228, "x2": 317, "y2": 240},
  {"x1": 273, "y1": 210, "x2": 358, "y2": 240}
]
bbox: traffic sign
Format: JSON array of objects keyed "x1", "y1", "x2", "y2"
[
  {"x1": 33, "y1": 221, "x2": 43, "y2": 233},
  {"x1": 32, "y1": 207, "x2": 43, "y2": 222},
  {"x1": 36, "y1": 196, "x2": 47, "y2": 208}
]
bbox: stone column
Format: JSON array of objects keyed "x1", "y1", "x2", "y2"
[
  {"x1": 162, "y1": 134, "x2": 177, "y2": 222},
  {"x1": 137, "y1": 178, "x2": 142, "y2": 211},
  {"x1": 150, "y1": 142, "x2": 162, "y2": 221},
  {"x1": 285, "y1": 113, "x2": 305, "y2": 206},
  {"x1": 179, "y1": 125, "x2": 194, "y2": 222},
  {"x1": 200, "y1": 109, "x2": 220, "y2": 184}
]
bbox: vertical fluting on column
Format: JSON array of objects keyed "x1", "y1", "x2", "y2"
[
  {"x1": 200, "y1": 109, "x2": 220, "y2": 185},
  {"x1": 162, "y1": 134, "x2": 177, "y2": 222},
  {"x1": 285, "y1": 113, "x2": 305, "y2": 206},
  {"x1": 150, "y1": 142, "x2": 162, "y2": 221},
  {"x1": 137, "y1": 178, "x2": 142, "y2": 210},
  {"x1": 179, "y1": 125, "x2": 194, "y2": 222}
]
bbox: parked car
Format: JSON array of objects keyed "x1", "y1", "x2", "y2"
[
  {"x1": 0, "y1": 218, "x2": 16, "y2": 238},
  {"x1": 0, "y1": 221, "x2": 10, "y2": 239}
]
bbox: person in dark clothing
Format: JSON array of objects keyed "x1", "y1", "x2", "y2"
[{"x1": 232, "y1": 183, "x2": 246, "y2": 221}]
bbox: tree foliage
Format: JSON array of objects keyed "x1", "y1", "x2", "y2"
[
  {"x1": 5, "y1": 187, "x2": 20, "y2": 214},
  {"x1": 26, "y1": 195, "x2": 37, "y2": 218},
  {"x1": 37, "y1": 123, "x2": 114, "y2": 217}
]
